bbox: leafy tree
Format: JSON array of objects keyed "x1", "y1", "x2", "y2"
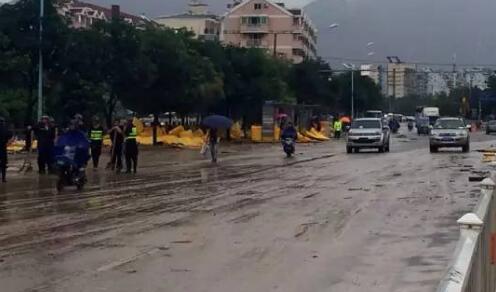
[
  {"x1": 288, "y1": 59, "x2": 332, "y2": 106},
  {"x1": 330, "y1": 72, "x2": 384, "y2": 115},
  {"x1": 0, "y1": 0, "x2": 68, "y2": 123}
]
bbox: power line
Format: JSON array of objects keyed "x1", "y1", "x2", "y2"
[{"x1": 320, "y1": 55, "x2": 496, "y2": 68}]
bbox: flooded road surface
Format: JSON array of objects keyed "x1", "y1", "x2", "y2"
[{"x1": 1, "y1": 129, "x2": 495, "y2": 292}]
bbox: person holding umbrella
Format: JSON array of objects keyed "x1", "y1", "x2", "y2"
[
  {"x1": 202, "y1": 115, "x2": 233, "y2": 163},
  {"x1": 0, "y1": 117, "x2": 13, "y2": 182}
]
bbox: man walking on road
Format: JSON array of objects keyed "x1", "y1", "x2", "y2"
[
  {"x1": 207, "y1": 128, "x2": 218, "y2": 163},
  {"x1": 333, "y1": 118, "x2": 343, "y2": 139},
  {"x1": 34, "y1": 116, "x2": 56, "y2": 174},
  {"x1": 0, "y1": 117, "x2": 13, "y2": 182},
  {"x1": 88, "y1": 117, "x2": 104, "y2": 169},
  {"x1": 124, "y1": 119, "x2": 138, "y2": 173},
  {"x1": 107, "y1": 119, "x2": 124, "y2": 172}
]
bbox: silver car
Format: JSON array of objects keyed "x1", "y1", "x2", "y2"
[
  {"x1": 346, "y1": 118, "x2": 391, "y2": 153},
  {"x1": 429, "y1": 117, "x2": 470, "y2": 153},
  {"x1": 486, "y1": 120, "x2": 496, "y2": 134}
]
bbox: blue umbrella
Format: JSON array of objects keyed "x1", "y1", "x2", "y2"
[{"x1": 202, "y1": 115, "x2": 233, "y2": 129}]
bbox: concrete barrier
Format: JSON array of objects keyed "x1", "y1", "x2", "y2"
[{"x1": 437, "y1": 177, "x2": 496, "y2": 292}]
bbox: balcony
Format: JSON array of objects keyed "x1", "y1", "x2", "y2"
[
  {"x1": 240, "y1": 24, "x2": 269, "y2": 34},
  {"x1": 245, "y1": 39, "x2": 268, "y2": 48}
]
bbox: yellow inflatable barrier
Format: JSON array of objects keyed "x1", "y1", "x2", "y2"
[
  {"x1": 297, "y1": 132, "x2": 312, "y2": 143},
  {"x1": 179, "y1": 130, "x2": 194, "y2": 138},
  {"x1": 251, "y1": 126, "x2": 262, "y2": 142},
  {"x1": 169, "y1": 126, "x2": 185, "y2": 137},
  {"x1": 230, "y1": 122, "x2": 243, "y2": 140},
  {"x1": 193, "y1": 129, "x2": 204, "y2": 138},
  {"x1": 304, "y1": 128, "x2": 330, "y2": 141}
]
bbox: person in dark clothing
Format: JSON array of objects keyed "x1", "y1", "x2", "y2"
[
  {"x1": 0, "y1": 117, "x2": 13, "y2": 182},
  {"x1": 34, "y1": 116, "x2": 56, "y2": 174},
  {"x1": 207, "y1": 128, "x2": 218, "y2": 163},
  {"x1": 88, "y1": 118, "x2": 104, "y2": 169},
  {"x1": 281, "y1": 122, "x2": 298, "y2": 140},
  {"x1": 124, "y1": 119, "x2": 138, "y2": 173},
  {"x1": 107, "y1": 119, "x2": 124, "y2": 172},
  {"x1": 24, "y1": 124, "x2": 33, "y2": 152}
]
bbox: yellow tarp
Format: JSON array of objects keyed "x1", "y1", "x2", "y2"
[
  {"x1": 297, "y1": 132, "x2": 312, "y2": 143},
  {"x1": 179, "y1": 130, "x2": 194, "y2": 138},
  {"x1": 133, "y1": 117, "x2": 144, "y2": 135},
  {"x1": 193, "y1": 129, "x2": 204, "y2": 138},
  {"x1": 169, "y1": 126, "x2": 185, "y2": 137},
  {"x1": 304, "y1": 128, "x2": 330, "y2": 141}
]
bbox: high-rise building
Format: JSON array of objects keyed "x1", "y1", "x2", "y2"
[
  {"x1": 155, "y1": 1, "x2": 221, "y2": 41},
  {"x1": 386, "y1": 63, "x2": 416, "y2": 98},
  {"x1": 222, "y1": 0, "x2": 317, "y2": 63}
]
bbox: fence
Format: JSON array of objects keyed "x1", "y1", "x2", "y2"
[{"x1": 437, "y1": 176, "x2": 496, "y2": 292}]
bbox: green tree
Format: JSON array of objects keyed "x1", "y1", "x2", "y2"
[
  {"x1": 288, "y1": 59, "x2": 332, "y2": 106},
  {"x1": 0, "y1": 0, "x2": 68, "y2": 123}
]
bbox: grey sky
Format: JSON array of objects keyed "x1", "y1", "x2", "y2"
[{"x1": 86, "y1": 0, "x2": 496, "y2": 68}]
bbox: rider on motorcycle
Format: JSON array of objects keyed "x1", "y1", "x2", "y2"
[
  {"x1": 281, "y1": 122, "x2": 297, "y2": 141},
  {"x1": 388, "y1": 118, "x2": 400, "y2": 133}
]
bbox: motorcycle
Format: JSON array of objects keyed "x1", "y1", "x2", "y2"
[
  {"x1": 54, "y1": 129, "x2": 89, "y2": 192},
  {"x1": 55, "y1": 150, "x2": 87, "y2": 191},
  {"x1": 282, "y1": 138, "x2": 296, "y2": 158},
  {"x1": 407, "y1": 122, "x2": 414, "y2": 132}
]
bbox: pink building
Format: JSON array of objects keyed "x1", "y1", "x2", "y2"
[{"x1": 222, "y1": 0, "x2": 317, "y2": 63}]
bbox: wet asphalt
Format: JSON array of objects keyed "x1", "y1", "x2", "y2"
[{"x1": 1, "y1": 127, "x2": 496, "y2": 292}]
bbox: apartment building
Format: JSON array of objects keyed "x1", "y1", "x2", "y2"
[
  {"x1": 155, "y1": 1, "x2": 221, "y2": 41},
  {"x1": 57, "y1": 1, "x2": 149, "y2": 29},
  {"x1": 222, "y1": 0, "x2": 317, "y2": 63},
  {"x1": 386, "y1": 63, "x2": 417, "y2": 98}
]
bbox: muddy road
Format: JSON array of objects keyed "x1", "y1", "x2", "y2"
[{"x1": 1, "y1": 129, "x2": 495, "y2": 292}]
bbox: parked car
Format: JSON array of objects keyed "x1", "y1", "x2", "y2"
[
  {"x1": 486, "y1": 120, "x2": 496, "y2": 134},
  {"x1": 346, "y1": 118, "x2": 390, "y2": 153},
  {"x1": 429, "y1": 117, "x2": 470, "y2": 153}
]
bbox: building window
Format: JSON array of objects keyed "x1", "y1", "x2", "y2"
[
  {"x1": 241, "y1": 16, "x2": 267, "y2": 26},
  {"x1": 254, "y1": 3, "x2": 262, "y2": 10}
]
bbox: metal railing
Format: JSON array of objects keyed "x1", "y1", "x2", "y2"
[{"x1": 437, "y1": 176, "x2": 496, "y2": 292}]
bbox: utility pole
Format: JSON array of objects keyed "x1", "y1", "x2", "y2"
[
  {"x1": 351, "y1": 69, "x2": 354, "y2": 119},
  {"x1": 391, "y1": 68, "x2": 396, "y2": 112},
  {"x1": 452, "y1": 53, "x2": 457, "y2": 90},
  {"x1": 37, "y1": 0, "x2": 44, "y2": 121},
  {"x1": 273, "y1": 33, "x2": 277, "y2": 58}
]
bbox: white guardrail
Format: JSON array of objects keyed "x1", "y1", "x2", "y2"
[{"x1": 437, "y1": 175, "x2": 496, "y2": 292}]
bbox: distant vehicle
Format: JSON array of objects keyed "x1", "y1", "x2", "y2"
[
  {"x1": 364, "y1": 110, "x2": 383, "y2": 119},
  {"x1": 406, "y1": 116, "x2": 415, "y2": 122},
  {"x1": 422, "y1": 107, "x2": 440, "y2": 125},
  {"x1": 429, "y1": 117, "x2": 470, "y2": 153},
  {"x1": 346, "y1": 118, "x2": 390, "y2": 153},
  {"x1": 416, "y1": 106, "x2": 440, "y2": 135},
  {"x1": 486, "y1": 120, "x2": 496, "y2": 134}
]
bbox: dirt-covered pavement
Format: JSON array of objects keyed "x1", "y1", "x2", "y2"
[{"x1": 1, "y1": 128, "x2": 496, "y2": 292}]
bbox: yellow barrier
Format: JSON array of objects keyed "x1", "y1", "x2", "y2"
[{"x1": 251, "y1": 126, "x2": 262, "y2": 142}]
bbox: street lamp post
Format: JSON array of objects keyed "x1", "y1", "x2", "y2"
[
  {"x1": 37, "y1": 0, "x2": 44, "y2": 121},
  {"x1": 343, "y1": 63, "x2": 355, "y2": 119}
]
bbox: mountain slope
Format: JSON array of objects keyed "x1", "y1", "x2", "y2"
[{"x1": 305, "y1": 0, "x2": 496, "y2": 66}]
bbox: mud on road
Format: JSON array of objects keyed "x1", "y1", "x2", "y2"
[{"x1": 0, "y1": 130, "x2": 495, "y2": 292}]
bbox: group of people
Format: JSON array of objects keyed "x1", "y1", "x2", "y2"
[{"x1": 0, "y1": 115, "x2": 140, "y2": 183}]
